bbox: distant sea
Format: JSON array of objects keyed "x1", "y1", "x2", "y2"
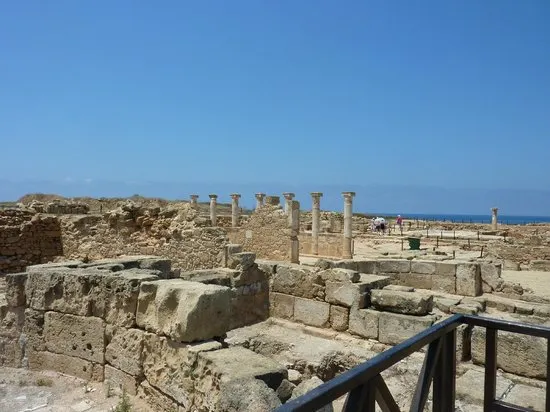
[{"x1": 379, "y1": 213, "x2": 550, "y2": 225}]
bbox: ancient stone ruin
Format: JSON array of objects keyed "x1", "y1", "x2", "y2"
[{"x1": 1, "y1": 193, "x2": 550, "y2": 411}]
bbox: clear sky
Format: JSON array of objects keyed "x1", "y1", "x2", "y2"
[{"x1": 1, "y1": 1, "x2": 549, "y2": 214}]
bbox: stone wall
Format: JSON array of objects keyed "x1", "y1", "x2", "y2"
[
  {"x1": 299, "y1": 233, "x2": 343, "y2": 257},
  {"x1": 59, "y1": 202, "x2": 228, "y2": 271},
  {"x1": 0, "y1": 256, "x2": 284, "y2": 411},
  {"x1": 228, "y1": 205, "x2": 291, "y2": 261},
  {"x1": 27, "y1": 200, "x2": 90, "y2": 215},
  {"x1": 0, "y1": 210, "x2": 63, "y2": 275}
]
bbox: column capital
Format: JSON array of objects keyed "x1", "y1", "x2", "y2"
[
  {"x1": 283, "y1": 192, "x2": 295, "y2": 200},
  {"x1": 491, "y1": 207, "x2": 498, "y2": 213},
  {"x1": 342, "y1": 191, "x2": 356, "y2": 198},
  {"x1": 310, "y1": 192, "x2": 323, "y2": 198},
  {"x1": 190, "y1": 194, "x2": 199, "y2": 199},
  {"x1": 255, "y1": 192, "x2": 266, "y2": 198},
  {"x1": 230, "y1": 193, "x2": 241, "y2": 199},
  {"x1": 209, "y1": 194, "x2": 218, "y2": 199}
]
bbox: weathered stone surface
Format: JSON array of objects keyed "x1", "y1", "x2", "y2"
[
  {"x1": 256, "y1": 260, "x2": 278, "y2": 276},
  {"x1": 272, "y1": 264, "x2": 325, "y2": 300},
  {"x1": 433, "y1": 296, "x2": 461, "y2": 313},
  {"x1": 288, "y1": 369, "x2": 302, "y2": 384},
  {"x1": 456, "y1": 324, "x2": 472, "y2": 361},
  {"x1": 370, "y1": 290, "x2": 433, "y2": 315},
  {"x1": 197, "y1": 346, "x2": 287, "y2": 390},
  {"x1": 456, "y1": 263, "x2": 481, "y2": 296},
  {"x1": 485, "y1": 295, "x2": 516, "y2": 313},
  {"x1": 44, "y1": 312, "x2": 105, "y2": 363},
  {"x1": 355, "y1": 260, "x2": 377, "y2": 274},
  {"x1": 456, "y1": 369, "x2": 512, "y2": 404},
  {"x1": 136, "y1": 279, "x2": 231, "y2": 342},
  {"x1": 383, "y1": 285, "x2": 414, "y2": 292},
  {"x1": 294, "y1": 297, "x2": 330, "y2": 328},
  {"x1": 179, "y1": 269, "x2": 232, "y2": 287},
  {"x1": 318, "y1": 268, "x2": 360, "y2": 283},
  {"x1": 411, "y1": 261, "x2": 436, "y2": 275},
  {"x1": 450, "y1": 304, "x2": 479, "y2": 315},
  {"x1": 329, "y1": 305, "x2": 349, "y2": 331},
  {"x1": 291, "y1": 377, "x2": 333, "y2": 412},
  {"x1": 505, "y1": 383, "x2": 545, "y2": 411},
  {"x1": 105, "y1": 327, "x2": 145, "y2": 376},
  {"x1": 325, "y1": 282, "x2": 367, "y2": 308},
  {"x1": 227, "y1": 252, "x2": 257, "y2": 271},
  {"x1": 22, "y1": 308, "x2": 45, "y2": 352},
  {"x1": 377, "y1": 259, "x2": 411, "y2": 274},
  {"x1": 472, "y1": 326, "x2": 547, "y2": 379},
  {"x1": 480, "y1": 263, "x2": 502, "y2": 293},
  {"x1": 392, "y1": 273, "x2": 433, "y2": 290},
  {"x1": 28, "y1": 351, "x2": 103, "y2": 381},
  {"x1": 218, "y1": 378, "x2": 282, "y2": 412},
  {"x1": 104, "y1": 364, "x2": 139, "y2": 395},
  {"x1": 138, "y1": 380, "x2": 180, "y2": 412},
  {"x1": 530, "y1": 260, "x2": 550, "y2": 272},
  {"x1": 432, "y1": 275, "x2": 456, "y2": 294},
  {"x1": 435, "y1": 262, "x2": 456, "y2": 277},
  {"x1": 348, "y1": 309, "x2": 379, "y2": 339},
  {"x1": 276, "y1": 379, "x2": 296, "y2": 403},
  {"x1": 270, "y1": 292, "x2": 294, "y2": 319},
  {"x1": 138, "y1": 257, "x2": 172, "y2": 278},
  {"x1": 378, "y1": 312, "x2": 436, "y2": 345},
  {"x1": 514, "y1": 302, "x2": 534, "y2": 315},
  {"x1": 5, "y1": 273, "x2": 27, "y2": 307}
]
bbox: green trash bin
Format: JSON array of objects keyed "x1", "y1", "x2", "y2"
[{"x1": 408, "y1": 237, "x2": 421, "y2": 250}]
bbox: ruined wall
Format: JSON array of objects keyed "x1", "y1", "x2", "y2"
[
  {"x1": 299, "y1": 233, "x2": 343, "y2": 257},
  {"x1": 59, "y1": 202, "x2": 228, "y2": 271},
  {"x1": 0, "y1": 256, "x2": 283, "y2": 411},
  {"x1": 228, "y1": 205, "x2": 291, "y2": 261},
  {"x1": 27, "y1": 200, "x2": 90, "y2": 215},
  {"x1": 0, "y1": 210, "x2": 63, "y2": 275}
]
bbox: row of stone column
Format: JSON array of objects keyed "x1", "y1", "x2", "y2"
[{"x1": 189, "y1": 191, "x2": 356, "y2": 258}]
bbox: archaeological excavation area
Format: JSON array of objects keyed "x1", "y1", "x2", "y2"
[{"x1": 1, "y1": 193, "x2": 550, "y2": 411}]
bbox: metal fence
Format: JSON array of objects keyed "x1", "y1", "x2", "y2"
[{"x1": 276, "y1": 314, "x2": 550, "y2": 412}]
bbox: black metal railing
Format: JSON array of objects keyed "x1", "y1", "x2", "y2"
[{"x1": 275, "y1": 314, "x2": 550, "y2": 412}]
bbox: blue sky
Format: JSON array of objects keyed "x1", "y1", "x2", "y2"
[{"x1": 1, "y1": 1, "x2": 549, "y2": 215}]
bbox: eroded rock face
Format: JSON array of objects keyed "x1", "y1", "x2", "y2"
[
  {"x1": 370, "y1": 289, "x2": 433, "y2": 316},
  {"x1": 136, "y1": 279, "x2": 231, "y2": 342},
  {"x1": 218, "y1": 378, "x2": 282, "y2": 412}
]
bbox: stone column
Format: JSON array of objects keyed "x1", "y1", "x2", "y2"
[
  {"x1": 491, "y1": 207, "x2": 498, "y2": 230},
  {"x1": 311, "y1": 192, "x2": 323, "y2": 255},
  {"x1": 190, "y1": 194, "x2": 199, "y2": 209},
  {"x1": 342, "y1": 192, "x2": 355, "y2": 259},
  {"x1": 290, "y1": 200, "x2": 300, "y2": 264},
  {"x1": 255, "y1": 193, "x2": 265, "y2": 210},
  {"x1": 209, "y1": 194, "x2": 217, "y2": 226},
  {"x1": 231, "y1": 193, "x2": 241, "y2": 228},
  {"x1": 283, "y1": 192, "x2": 295, "y2": 215}
]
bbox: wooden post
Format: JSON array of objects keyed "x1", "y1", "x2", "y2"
[
  {"x1": 453, "y1": 230, "x2": 456, "y2": 240},
  {"x1": 453, "y1": 250, "x2": 456, "y2": 259},
  {"x1": 468, "y1": 239, "x2": 471, "y2": 249},
  {"x1": 477, "y1": 231, "x2": 480, "y2": 241},
  {"x1": 426, "y1": 228, "x2": 429, "y2": 238},
  {"x1": 401, "y1": 238, "x2": 404, "y2": 251},
  {"x1": 480, "y1": 246, "x2": 484, "y2": 258},
  {"x1": 436, "y1": 237, "x2": 439, "y2": 248}
]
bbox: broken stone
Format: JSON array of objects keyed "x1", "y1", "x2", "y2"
[
  {"x1": 218, "y1": 378, "x2": 282, "y2": 412},
  {"x1": 136, "y1": 279, "x2": 231, "y2": 342},
  {"x1": 270, "y1": 292, "x2": 295, "y2": 320},
  {"x1": 378, "y1": 312, "x2": 436, "y2": 345},
  {"x1": 318, "y1": 268, "x2": 360, "y2": 283},
  {"x1": 383, "y1": 285, "x2": 414, "y2": 292},
  {"x1": 348, "y1": 309, "x2": 379, "y2": 339},
  {"x1": 294, "y1": 297, "x2": 330, "y2": 328},
  {"x1": 276, "y1": 379, "x2": 296, "y2": 403},
  {"x1": 291, "y1": 376, "x2": 333, "y2": 412},
  {"x1": 105, "y1": 326, "x2": 145, "y2": 376},
  {"x1": 370, "y1": 289, "x2": 433, "y2": 315},
  {"x1": 456, "y1": 263, "x2": 481, "y2": 297}
]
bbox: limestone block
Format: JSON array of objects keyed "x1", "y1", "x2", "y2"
[
  {"x1": 270, "y1": 292, "x2": 294, "y2": 320},
  {"x1": 514, "y1": 302, "x2": 534, "y2": 315},
  {"x1": 136, "y1": 279, "x2": 231, "y2": 342},
  {"x1": 377, "y1": 259, "x2": 411, "y2": 274},
  {"x1": 371, "y1": 290, "x2": 433, "y2": 315},
  {"x1": 485, "y1": 295, "x2": 516, "y2": 313},
  {"x1": 23, "y1": 309, "x2": 45, "y2": 352},
  {"x1": 218, "y1": 378, "x2": 282, "y2": 411},
  {"x1": 456, "y1": 369, "x2": 512, "y2": 404},
  {"x1": 179, "y1": 269, "x2": 233, "y2": 287},
  {"x1": 276, "y1": 379, "x2": 296, "y2": 403},
  {"x1": 294, "y1": 297, "x2": 330, "y2": 328},
  {"x1": 196, "y1": 346, "x2": 287, "y2": 391},
  {"x1": 230, "y1": 284, "x2": 270, "y2": 329},
  {"x1": 5, "y1": 272, "x2": 27, "y2": 307},
  {"x1": 530, "y1": 260, "x2": 550, "y2": 271},
  {"x1": 393, "y1": 273, "x2": 433, "y2": 290},
  {"x1": 0, "y1": 335, "x2": 24, "y2": 367},
  {"x1": 432, "y1": 275, "x2": 456, "y2": 294},
  {"x1": 0, "y1": 305, "x2": 25, "y2": 339},
  {"x1": 105, "y1": 364, "x2": 140, "y2": 395},
  {"x1": 456, "y1": 324, "x2": 472, "y2": 361},
  {"x1": 138, "y1": 380, "x2": 180, "y2": 412},
  {"x1": 378, "y1": 312, "x2": 436, "y2": 345},
  {"x1": 348, "y1": 309, "x2": 379, "y2": 339},
  {"x1": 471, "y1": 327, "x2": 547, "y2": 379},
  {"x1": 318, "y1": 268, "x2": 360, "y2": 283},
  {"x1": 435, "y1": 262, "x2": 456, "y2": 277},
  {"x1": 411, "y1": 261, "x2": 436, "y2": 275},
  {"x1": 28, "y1": 351, "x2": 103, "y2": 381},
  {"x1": 450, "y1": 304, "x2": 479, "y2": 315},
  {"x1": 325, "y1": 282, "x2": 371, "y2": 308},
  {"x1": 456, "y1": 263, "x2": 481, "y2": 296},
  {"x1": 227, "y1": 252, "x2": 256, "y2": 271},
  {"x1": 355, "y1": 260, "x2": 377, "y2": 274},
  {"x1": 383, "y1": 285, "x2": 414, "y2": 292},
  {"x1": 272, "y1": 264, "x2": 325, "y2": 300},
  {"x1": 329, "y1": 305, "x2": 349, "y2": 331},
  {"x1": 505, "y1": 383, "x2": 545, "y2": 412},
  {"x1": 44, "y1": 312, "x2": 105, "y2": 363},
  {"x1": 105, "y1": 326, "x2": 146, "y2": 376},
  {"x1": 256, "y1": 260, "x2": 278, "y2": 276},
  {"x1": 138, "y1": 258, "x2": 172, "y2": 278},
  {"x1": 231, "y1": 265, "x2": 268, "y2": 288},
  {"x1": 433, "y1": 296, "x2": 461, "y2": 313},
  {"x1": 480, "y1": 263, "x2": 502, "y2": 293}
]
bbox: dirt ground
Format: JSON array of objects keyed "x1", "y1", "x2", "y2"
[{"x1": 0, "y1": 368, "x2": 151, "y2": 412}]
